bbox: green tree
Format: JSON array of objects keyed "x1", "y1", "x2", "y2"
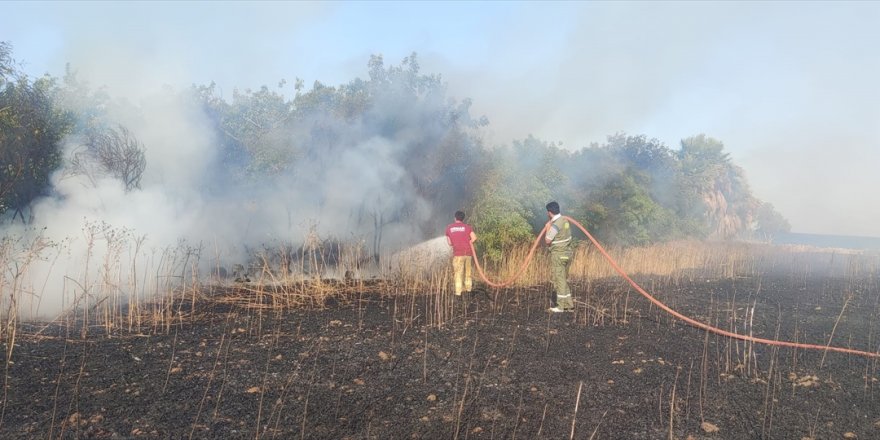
[
  {"x1": 226, "y1": 84, "x2": 297, "y2": 178},
  {"x1": 605, "y1": 133, "x2": 674, "y2": 174},
  {"x1": 0, "y1": 43, "x2": 74, "y2": 220},
  {"x1": 676, "y1": 134, "x2": 758, "y2": 239},
  {"x1": 469, "y1": 155, "x2": 535, "y2": 262},
  {"x1": 191, "y1": 53, "x2": 489, "y2": 252},
  {"x1": 583, "y1": 172, "x2": 676, "y2": 247},
  {"x1": 604, "y1": 133, "x2": 678, "y2": 207},
  {"x1": 511, "y1": 136, "x2": 570, "y2": 217}
]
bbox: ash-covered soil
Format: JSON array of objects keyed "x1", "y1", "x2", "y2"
[{"x1": 2, "y1": 275, "x2": 880, "y2": 439}]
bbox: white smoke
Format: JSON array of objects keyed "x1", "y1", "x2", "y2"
[{"x1": 1, "y1": 45, "x2": 471, "y2": 319}]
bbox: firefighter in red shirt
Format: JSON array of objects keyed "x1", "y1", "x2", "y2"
[{"x1": 445, "y1": 210, "x2": 478, "y2": 296}]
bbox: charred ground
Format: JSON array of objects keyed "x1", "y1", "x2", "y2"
[{"x1": 2, "y1": 274, "x2": 880, "y2": 439}]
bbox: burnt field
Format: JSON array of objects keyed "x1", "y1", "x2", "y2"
[{"x1": 2, "y1": 273, "x2": 880, "y2": 440}]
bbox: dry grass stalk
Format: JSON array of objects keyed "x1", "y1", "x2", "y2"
[{"x1": 571, "y1": 380, "x2": 583, "y2": 439}]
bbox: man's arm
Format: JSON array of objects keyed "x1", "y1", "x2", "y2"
[
  {"x1": 545, "y1": 225, "x2": 558, "y2": 245},
  {"x1": 469, "y1": 231, "x2": 477, "y2": 243}
]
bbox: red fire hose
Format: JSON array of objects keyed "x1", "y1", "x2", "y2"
[{"x1": 469, "y1": 216, "x2": 880, "y2": 359}]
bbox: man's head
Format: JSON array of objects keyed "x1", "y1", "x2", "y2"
[
  {"x1": 454, "y1": 211, "x2": 465, "y2": 221},
  {"x1": 546, "y1": 201, "x2": 560, "y2": 216}
]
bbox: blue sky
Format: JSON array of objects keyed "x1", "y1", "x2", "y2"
[{"x1": 3, "y1": 1, "x2": 880, "y2": 236}]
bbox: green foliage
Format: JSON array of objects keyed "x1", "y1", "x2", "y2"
[
  {"x1": 583, "y1": 172, "x2": 677, "y2": 247},
  {"x1": 0, "y1": 44, "x2": 74, "y2": 219},
  {"x1": 470, "y1": 156, "x2": 536, "y2": 262},
  {"x1": 0, "y1": 40, "x2": 785, "y2": 248},
  {"x1": 605, "y1": 133, "x2": 674, "y2": 174},
  {"x1": 467, "y1": 136, "x2": 582, "y2": 261},
  {"x1": 471, "y1": 198, "x2": 534, "y2": 263},
  {"x1": 498, "y1": 131, "x2": 778, "y2": 247},
  {"x1": 190, "y1": 81, "x2": 300, "y2": 181}
]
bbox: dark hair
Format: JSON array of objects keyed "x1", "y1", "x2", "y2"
[
  {"x1": 454, "y1": 211, "x2": 465, "y2": 221},
  {"x1": 546, "y1": 201, "x2": 560, "y2": 215}
]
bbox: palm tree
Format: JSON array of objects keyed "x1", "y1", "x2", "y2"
[{"x1": 677, "y1": 134, "x2": 758, "y2": 239}]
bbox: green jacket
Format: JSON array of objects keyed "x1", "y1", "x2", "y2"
[{"x1": 548, "y1": 215, "x2": 573, "y2": 252}]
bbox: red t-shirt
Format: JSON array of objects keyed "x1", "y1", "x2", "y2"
[{"x1": 445, "y1": 221, "x2": 474, "y2": 256}]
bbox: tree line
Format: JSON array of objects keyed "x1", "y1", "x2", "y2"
[{"x1": 0, "y1": 42, "x2": 790, "y2": 259}]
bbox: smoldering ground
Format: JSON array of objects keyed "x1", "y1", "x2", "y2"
[{"x1": 4, "y1": 261, "x2": 880, "y2": 439}]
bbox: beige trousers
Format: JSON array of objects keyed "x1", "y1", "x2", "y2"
[{"x1": 452, "y1": 256, "x2": 473, "y2": 295}]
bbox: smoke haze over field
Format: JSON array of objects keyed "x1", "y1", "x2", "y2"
[
  {"x1": 1, "y1": 76, "x2": 459, "y2": 317},
  {"x1": 2, "y1": 1, "x2": 880, "y2": 242}
]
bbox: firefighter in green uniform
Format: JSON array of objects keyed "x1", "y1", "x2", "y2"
[{"x1": 544, "y1": 201, "x2": 574, "y2": 312}]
